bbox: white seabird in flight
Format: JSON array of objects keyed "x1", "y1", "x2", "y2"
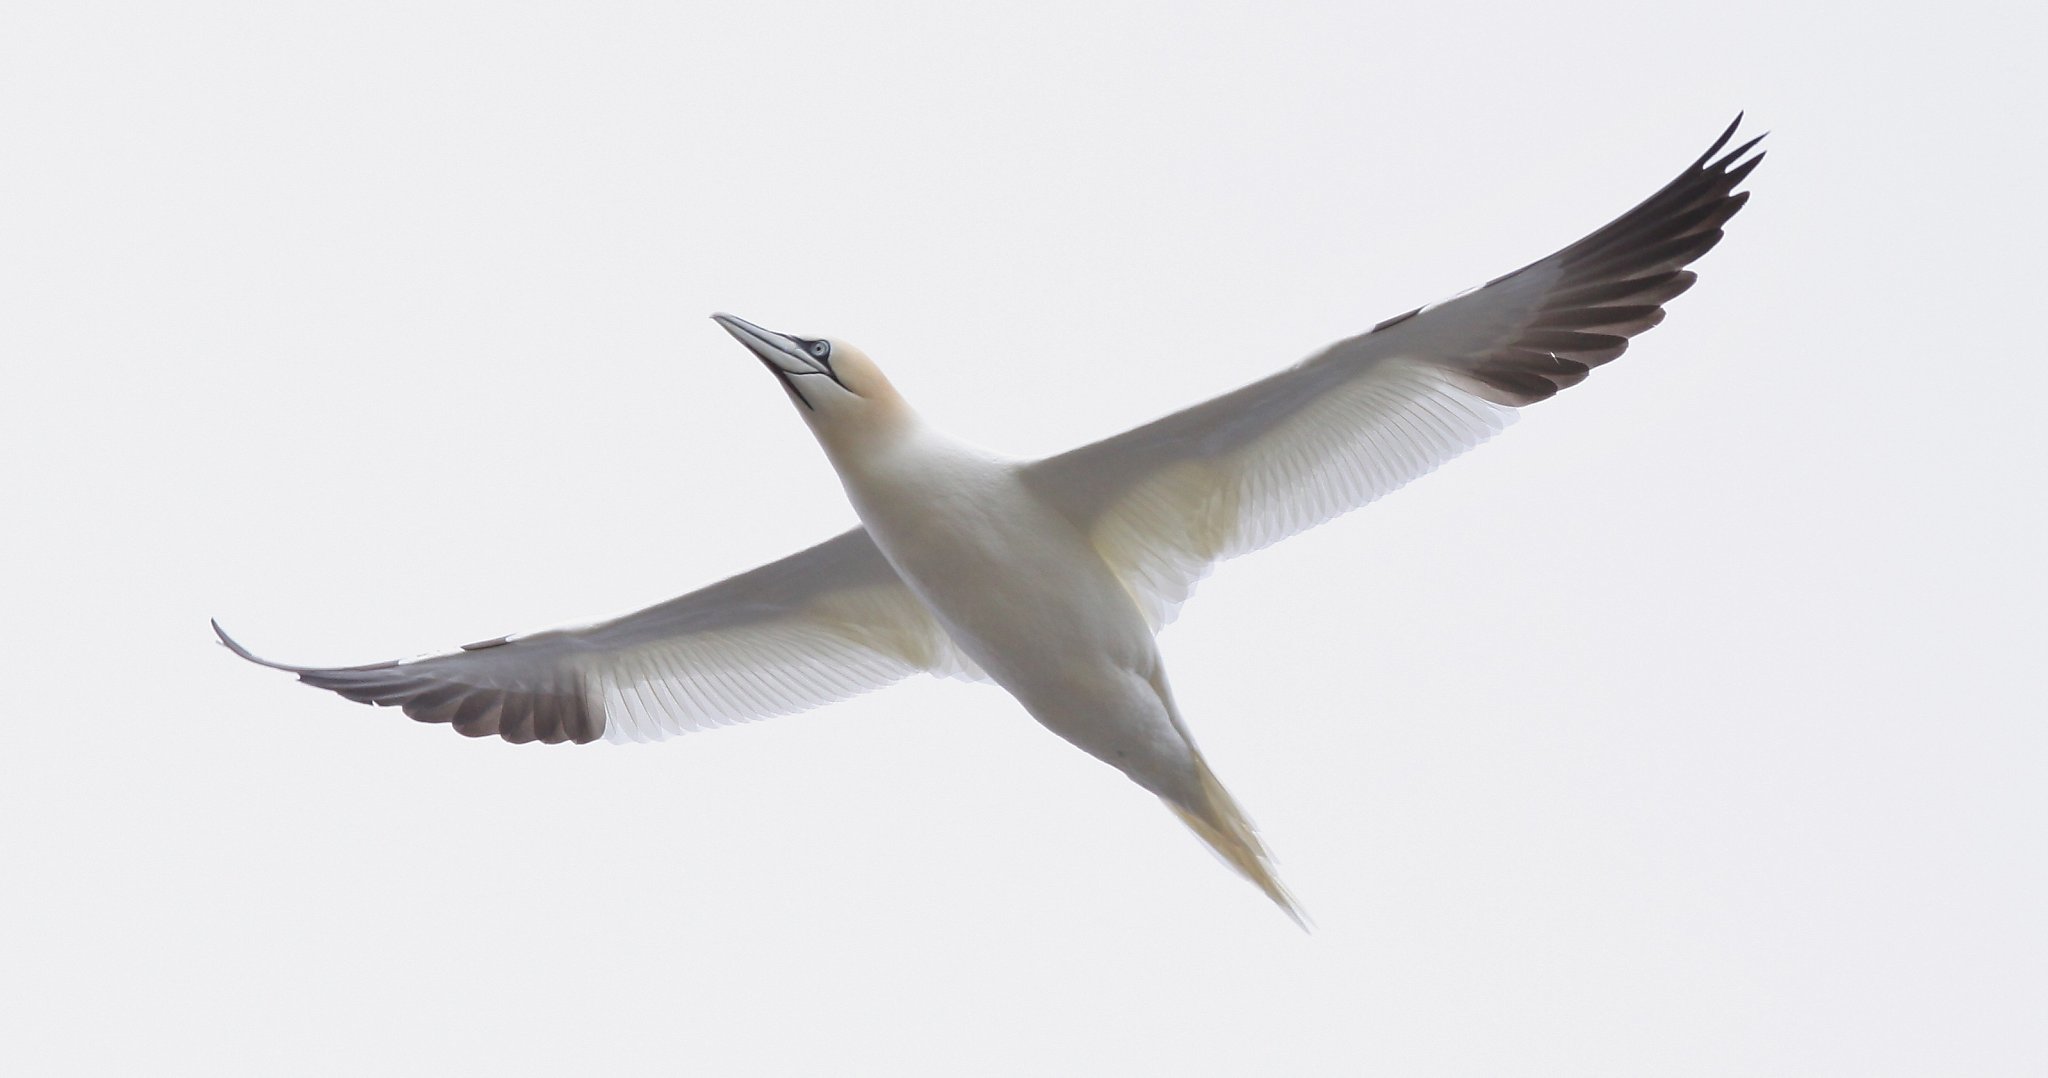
[{"x1": 218, "y1": 119, "x2": 1763, "y2": 924}]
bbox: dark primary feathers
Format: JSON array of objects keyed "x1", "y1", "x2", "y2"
[
  {"x1": 215, "y1": 618, "x2": 604, "y2": 744},
  {"x1": 1432, "y1": 114, "x2": 1762, "y2": 406},
  {"x1": 220, "y1": 117, "x2": 1763, "y2": 742},
  {"x1": 213, "y1": 530, "x2": 976, "y2": 745},
  {"x1": 1027, "y1": 116, "x2": 1763, "y2": 627}
]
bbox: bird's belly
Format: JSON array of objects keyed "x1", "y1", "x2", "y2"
[
  {"x1": 853, "y1": 474, "x2": 1154, "y2": 689},
  {"x1": 847, "y1": 457, "x2": 1200, "y2": 803}
]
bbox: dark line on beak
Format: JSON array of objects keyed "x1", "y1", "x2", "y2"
[{"x1": 763, "y1": 359, "x2": 815, "y2": 410}]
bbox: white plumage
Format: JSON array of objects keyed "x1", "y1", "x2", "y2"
[{"x1": 219, "y1": 118, "x2": 1763, "y2": 922}]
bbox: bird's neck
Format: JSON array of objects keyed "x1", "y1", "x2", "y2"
[
  {"x1": 813, "y1": 401, "x2": 1007, "y2": 497},
  {"x1": 809, "y1": 396, "x2": 928, "y2": 473}
]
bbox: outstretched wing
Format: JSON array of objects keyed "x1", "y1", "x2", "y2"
[
  {"x1": 1025, "y1": 118, "x2": 1763, "y2": 629},
  {"x1": 217, "y1": 528, "x2": 982, "y2": 745}
]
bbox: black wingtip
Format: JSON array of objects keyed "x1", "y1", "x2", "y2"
[
  {"x1": 1722, "y1": 151, "x2": 1766, "y2": 189},
  {"x1": 211, "y1": 618, "x2": 298, "y2": 671},
  {"x1": 1713, "y1": 132, "x2": 1768, "y2": 173},
  {"x1": 1692, "y1": 113, "x2": 1745, "y2": 168}
]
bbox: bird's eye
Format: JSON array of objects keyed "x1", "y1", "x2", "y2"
[{"x1": 810, "y1": 341, "x2": 830, "y2": 358}]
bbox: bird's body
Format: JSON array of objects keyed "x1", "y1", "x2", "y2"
[
  {"x1": 749, "y1": 322, "x2": 1299, "y2": 912},
  {"x1": 218, "y1": 119, "x2": 1764, "y2": 923},
  {"x1": 839, "y1": 421, "x2": 1182, "y2": 795}
]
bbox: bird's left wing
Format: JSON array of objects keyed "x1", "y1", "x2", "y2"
[
  {"x1": 216, "y1": 528, "x2": 983, "y2": 745},
  {"x1": 1024, "y1": 119, "x2": 1763, "y2": 629}
]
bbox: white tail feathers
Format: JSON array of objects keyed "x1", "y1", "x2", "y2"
[{"x1": 1168, "y1": 754, "x2": 1310, "y2": 930}]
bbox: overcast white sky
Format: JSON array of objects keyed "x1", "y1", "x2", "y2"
[{"x1": 3, "y1": 2, "x2": 2043, "y2": 1074}]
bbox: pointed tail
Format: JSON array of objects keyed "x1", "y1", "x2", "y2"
[{"x1": 1167, "y1": 754, "x2": 1310, "y2": 930}]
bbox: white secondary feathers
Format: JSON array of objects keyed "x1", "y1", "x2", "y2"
[
  {"x1": 218, "y1": 118, "x2": 1763, "y2": 920},
  {"x1": 1025, "y1": 119, "x2": 1762, "y2": 631},
  {"x1": 1028, "y1": 361, "x2": 1516, "y2": 630},
  {"x1": 216, "y1": 530, "x2": 983, "y2": 745}
]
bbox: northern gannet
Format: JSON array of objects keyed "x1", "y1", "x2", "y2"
[{"x1": 217, "y1": 118, "x2": 1764, "y2": 924}]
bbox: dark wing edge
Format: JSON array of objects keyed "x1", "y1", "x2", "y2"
[
  {"x1": 1398, "y1": 113, "x2": 1765, "y2": 407},
  {"x1": 1019, "y1": 117, "x2": 1764, "y2": 626},
  {"x1": 1031, "y1": 116, "x2": 1765, "y2": 521},
  {"x1": 210, "y1": 528, "x2": 927, "y2": 747},
  {"x1": 212, "y1": 617, "x2": 603, "y2": 745}
]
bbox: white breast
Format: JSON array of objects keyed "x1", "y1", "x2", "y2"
[{"x1": 833, "y1": 426, "x2": 1158, "y2": 693}]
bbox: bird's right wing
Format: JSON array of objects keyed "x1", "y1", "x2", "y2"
[
  {"x1": 216, "y1": 528, "x2": 983, "y2": 745},
  {"x1": 1024, "y1": 119, "x2": 1762, "y2": 630}
]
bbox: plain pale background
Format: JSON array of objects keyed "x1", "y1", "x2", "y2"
[{"x1": 3, "y1": 2, "x2": 2042, "y2": 1074}]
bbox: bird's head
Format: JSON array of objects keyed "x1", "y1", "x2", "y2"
[{"x1": 712, "y1": 314, "x2": 905, "y2": 439}]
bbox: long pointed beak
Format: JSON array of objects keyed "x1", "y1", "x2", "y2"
[{"x1": 712, "y1": 313, "x2": 821, "y2": 378}]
